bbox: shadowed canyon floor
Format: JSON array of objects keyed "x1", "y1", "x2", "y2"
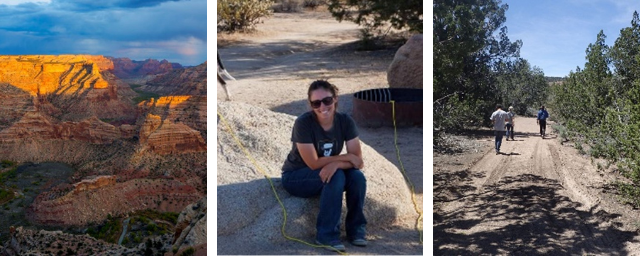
[{"x1": 434, "y1": 117, "x2": 640, "y2": 255}]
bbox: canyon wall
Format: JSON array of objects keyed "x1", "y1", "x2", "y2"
[
  {"x1": 109, "y1": 57, "x2": 183, "y2": 79},
  {"x1": 0, "y1": 55, "x2": 135, "y2": 121},
  {"x1": 27, "y1": 178, "x2": 202, "y2": 226}
]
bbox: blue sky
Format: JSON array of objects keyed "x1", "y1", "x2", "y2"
[
  {"x1": 502, "y1": 0, "x2": 640, "y2": 77},
  {"x1": 0, "y1": 0, "x2": 206, "y2": 66}
]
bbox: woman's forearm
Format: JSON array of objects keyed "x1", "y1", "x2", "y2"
[
  {"x1": 308, "y1": 154, "x2": 353, "y2": 170},
  {"x1": 331, "y1": 160, "x2": 355, "y2": 170}
]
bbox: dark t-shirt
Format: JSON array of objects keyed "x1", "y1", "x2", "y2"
[{"x1": 281, "y1": 111, "x2": 359, "y2": 172}]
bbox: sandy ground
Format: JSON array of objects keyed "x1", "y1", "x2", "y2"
[
  {"x1": 434, "y1": 117, "x2": 640, "y2": 255},
  {"x1": 217, "y1": 10, "x2": 423, "y2": 255}
]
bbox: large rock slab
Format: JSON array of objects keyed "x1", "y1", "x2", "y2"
[
  {"x1": 173, "y1": 196, "x2": 207, "y2": 253},
  {"x1": 387, "y1": 34, "x2": 423, "y2": 89},
  {"x1": 217, "y1": 102, "x2": 416, "y2": 247}
]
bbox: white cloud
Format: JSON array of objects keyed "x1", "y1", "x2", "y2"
[{"x1": 0, "y1": 0, "x2": 49, "y2": 5}]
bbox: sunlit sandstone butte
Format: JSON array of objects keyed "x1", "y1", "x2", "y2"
[
  {"x1": 0, "y1": 55, "x2": 206, "y2": 156},
  {"x1": 0, "y1": 55, "x2": 114, "y2": 96}
]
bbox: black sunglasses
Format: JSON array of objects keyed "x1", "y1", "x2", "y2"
[{"x1": 310, "y1": 96, "x2": 335, "y2": 108}]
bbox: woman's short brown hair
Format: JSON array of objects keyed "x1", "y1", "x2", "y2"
[{"x1": 307, "y1": 80, "x2": 339, "y2": 100}]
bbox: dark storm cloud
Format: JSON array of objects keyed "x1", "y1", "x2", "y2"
[
  {"x1": 50, "y1": 0, "x2": 183, "y2": 11},
  {"x1": 0, "y1": 0, "x2": 206, "y2": 66}
]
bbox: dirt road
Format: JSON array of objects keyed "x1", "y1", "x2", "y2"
[{"x1": 434, "y1": 117, "x2": 640, "y2": 255}]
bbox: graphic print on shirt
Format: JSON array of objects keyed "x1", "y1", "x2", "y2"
[{"x1": 318, "y1": 139, "x2": 336, "y2": 157}]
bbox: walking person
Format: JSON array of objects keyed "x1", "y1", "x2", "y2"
[
  {"x1": 537, "y1": 105, "x2": 549, "y2": 137},
  {"x1": 505, "y1": 106, "x2": 516, "y2": 141},
  {"x1": 490, "y1": 104, "x2": 509, "y2": 154}
]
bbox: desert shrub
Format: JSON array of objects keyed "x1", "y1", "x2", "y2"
[
  {"x1": 616, "y1": 181, "x2": 640, "y2": 207},
  {"x1": 303, "y1": 0, "x2": 324, "y2": 9},
  {"x1": 218, "y1": 0, "x2": 274, "y2": 32},
  {"x1": 273, "y1": 0, "x2": 302, "y2": 12},
  {"x1": 0, "y1": 167, "x2": 17, "y2": 184},
  {"x1": 1, "y1": 160, "x2": 16, "y2": 168},
  {"x1": 161, "y1": 212, "x2": 179, "y2": 224},
  {"x1": 181, "y1": 247, "x2": 195, "y2": 256}
]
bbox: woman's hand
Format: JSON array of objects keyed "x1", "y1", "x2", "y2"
[
  {"x1": 319, "y1": 162, "x2": 339, "y2": 183},
  {"x1": 347, "y1": 153, "x2": 364, "y2": 169}
]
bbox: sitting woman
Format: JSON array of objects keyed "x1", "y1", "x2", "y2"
[{"x1": 281, "y1": 80, "x2": 367, "y2": 252}]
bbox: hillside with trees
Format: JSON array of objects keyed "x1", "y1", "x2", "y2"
[
  {"x1": 550, "y1": 12, "x2": 640, "y2": 206},
  {"x1": 434, "y1": 0, "x2": 549, "y2": 147}
]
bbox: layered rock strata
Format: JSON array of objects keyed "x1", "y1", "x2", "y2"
[
  {"x1": 0, "y1": 55, "x2": 135, "y2": 121},
  {"x1": 0, "y1": 55, "x2": 111, "y2": 96},
  {"x1": 141, "y1": 62, "x2": 207, "y2": 96},
  {"x1": 139, "y1": 112, "x2": 206, "y2": 155},
  {"x1": 0, "y1": 113, "x2": 121, "y2": 144},
  {"x1": 72, "y1": 175, "x2": 117, "y2": 194},
  {"x1": 27, "y1": 178, "x2": 202, "y2": 226},
  {"x1": 138, "y1": 95, "x2": 207, "y2": 140}
]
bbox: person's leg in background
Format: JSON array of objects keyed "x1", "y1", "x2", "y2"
[{"x1": 495, "y1": 131, "x2": 504, "y2": 154}]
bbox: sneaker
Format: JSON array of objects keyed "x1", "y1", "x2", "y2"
[
  {"x1": 316, "y1": 240, "x2": 346, "y2": 252},
  {"x1": 349, "y1": 238, "x2": 368, "y2": 247}
]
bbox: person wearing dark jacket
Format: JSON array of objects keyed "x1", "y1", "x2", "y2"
[{"x1": 537, "y1": 106, "x2": 549, "y2": 137}]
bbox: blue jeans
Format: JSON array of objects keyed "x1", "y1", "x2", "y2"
[
  {"x1": 282, "y1": 167, "x2": 367, "y2": 243},
  {"x1": 505, "y1": 123, "x2": 514, "y2": 139},
  {"x1": 495, "y1": 130, "x2": 504, "y2": 151}
]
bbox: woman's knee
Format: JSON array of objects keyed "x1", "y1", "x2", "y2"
[
  {"x1": 329, "y1": 169, "x2": 346, "y2": 185},
  {"x1": 346, "y1": 169, "x2": 367, "y2": 185}
]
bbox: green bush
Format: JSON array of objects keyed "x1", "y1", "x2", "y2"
[
  {"x1": 133, "y1": 234, "x2": 142, "y2": 244},
  {"x1": 181, "y1": 247, "x2": 195, "y2": 256},
  {"x1": 0, "y1": 160, "x2": 16, "y2": 168},
  {"x1": 0, "y1": 188, "x2": 12, "y2": 203},
  {"x1": 0, "y1": 167, "x2": 17, "y2": 183},
  {"x1": 328, "y1": 0, "x2": 422, "y2": 35},
  {"x1": 552, "y1": 124, "x2": 569, "y2": 143},
  {"x1": 218, "y1": 0, "x2": 274, "y2": 33}
]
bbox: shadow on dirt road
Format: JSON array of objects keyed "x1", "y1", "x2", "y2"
[{"x1": 434, "y1": 174, "x2": 637, "y2": 255}]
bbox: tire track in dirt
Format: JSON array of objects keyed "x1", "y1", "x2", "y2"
[{"x1": 434, "y1": 117, "x2": 639, "y2": 255}]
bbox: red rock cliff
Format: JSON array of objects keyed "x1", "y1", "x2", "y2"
[
  {"x1": 27, "y1": 178, "x2": 202, "y2": 226},
  {"x1": 0, "y1": 55, "x2": 135, "y2": 121},
  {"x1": 0, "y1": 55, "x2": 113, "y2": 96},
  {"x1": 139, "y1": 111, "x2": 206, "y2": 155},
  {"x1": 0, "y1": 112, "x2": 122, "y2": 144}
]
